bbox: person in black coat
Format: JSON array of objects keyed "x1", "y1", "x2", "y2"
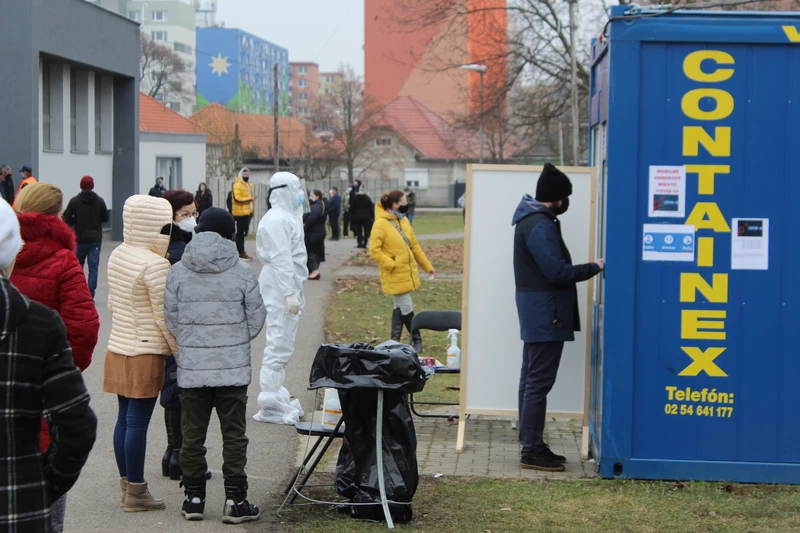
[
  {"x1": 349, "y1": 181, "x2": 375, "y2": 249},
  {"x1": 0, "y1": 165, "x2": 14, "y2": 205},
  {"x1": 196, "y1": 182, "x2": 213, "y2": 216},
  {"x1": 149, "y1": 177, "x2": 166, "y2": 198},
  {"x1": 63, "y1": 176, "x2": 109, "y2": 299},
  {"x1": 327, "y1": 187, "x2": 342, "y2": 241},
  {"x1": 512, "y1": 163, "x2": 604, "y2": 473},
  {"x1": 303, "y1": 190, "x2": 327, "y2": 280}
]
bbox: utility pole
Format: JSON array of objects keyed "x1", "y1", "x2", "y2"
[
  {"x1": 569, "y1": 0, "x2": 579, "y2": 166},
  {"x1": 479, "y1": 70, "x2": 484, "y2": 164},
  {"x1": 273, "y1": 63, "x2": 279, "y2": 174}
]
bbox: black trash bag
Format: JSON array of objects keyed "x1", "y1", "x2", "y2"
[{"x1": 308, "y1": 342, "x2": 427, "y2": 524}]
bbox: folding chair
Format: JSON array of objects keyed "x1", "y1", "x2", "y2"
[
  {"x1": 283, "y1": 418, "x2": 345, "y2": 505},
  {"x1": 409, "y1": 311, "x2": 462, "y2": 419}
]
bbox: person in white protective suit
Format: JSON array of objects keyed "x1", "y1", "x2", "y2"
[{"x1": 253, "y1": 172, "x2": 309, "y2": 424}]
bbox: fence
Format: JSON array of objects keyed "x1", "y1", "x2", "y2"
[{"x1": 206, "y1": 175, "x2": 270, "y2": 234}]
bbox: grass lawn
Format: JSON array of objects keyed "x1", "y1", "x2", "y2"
[
  {"x1": 281, "y1": 476, "x2": 800, "y2": 533},
  {"x1": 345, "y1": 239, "x2": 464, "y2": 274},
  {"x1": 410, "y1": 212, "x2": 464, "y2": 236}
]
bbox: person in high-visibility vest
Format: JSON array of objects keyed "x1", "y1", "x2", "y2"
[{"x1": 12, "y1": 166, "x2": 37, "y2": 210}]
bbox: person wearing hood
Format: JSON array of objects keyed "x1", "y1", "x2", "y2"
[
  {"x1": 149, "y1": 177, "x2": 167, "y2": 198},
  {"x1": 303, "y1": 189, "x2": 327, "y2": 280},
  {"x1": 62, "y1": 176, "x2": 109, "y2": 299},
  {"x1": 11, "y1": 183, "x2": 100, "y2": 532},
  {"x1": 0, "y1": 199, "x2": 97, "y2": 533},
  {"x1": 512, "y1": 163, "x2": 603, "y2": 473},
  {"x1": 231, "y1": 167, "x2": 255, "y2": 261},
  {"x1": 196, "y1": 182, "x2": 213, "y2": 216},
  {"x1": 103, "y1": 195, "x2": 177, "y2": 513},
  {"x1": 165, "y1": 207, "x2": 266, "y2": 524},
  {"x1": 369, "y1": 190, "x2": 435, "y2": 353},
  {"x1": 0, "y1": 165, "x2": 14, "y2": 205},
  {"x1": 253, "y1": 172, "x2": 308, "y2": 425},
  {"x1": 349, "y1": 180, "x2": 375, "y2": 249}
]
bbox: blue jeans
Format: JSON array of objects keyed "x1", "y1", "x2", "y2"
[
  {"x1": 75, "y1": 242, "x2": 101, "y2": 298},
  {"x1": 114, "y1": 396, "x2": 157, "y2": 483},
  {"x1": 407, "y1": 213, "x2": 415, "y2": 225}
]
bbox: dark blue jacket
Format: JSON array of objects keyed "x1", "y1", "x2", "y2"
[
  {"x1": 512, "y1": 195, "x2": 599, "y2": 343},
  {"x1": 328, "y1": 193, "x2": 342, "y2": 214},
  {"x1": 167, "y1": 225, "x2": 192, "y2": 266}
]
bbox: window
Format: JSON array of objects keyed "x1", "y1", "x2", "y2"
[
  {"x1": 326, "y1": 88, "x2": 334, "y2": 96},
  {"x1": 174, "y1": 42, "x2": 193, "y2": 55},
  {"x1": 299, "y1": 66, "x2": 307, "y2": 75},
  {"x1": 298, "y1": 93, "x2": 307, "y2": 101},
  {"x1": 326, "y1": 75, "x2": 333, "y2": 83},
  {"x1": 43, "y1": 66, "x2": 51, "y2": 150},
  {"x1": 152, "y1": 10, "x2": 167, "y2": 21},
  {"x1": 169, "y1": 101, "x2": 181, "y2": 113},
  {"x1": 404, "y1": 169, "x2": 429, "y2": 189},
  {"x1": 151, "y1": 31, "x2": 168, "y2": 41},
  {"x1": 70, "y1": 68, "x2": 89, "y2": 153},
  {"x1": 298, "y1": 79, "x2": 307, "y2": 88},
  {"x1": 94, "y1": 74, "x2": 113, "y2": 153},
  {"x1": 42, "y1": 63, "x2": 64, "y2": 152},
  {"x1": 298, "y1": 106, "x2": 308, "y2": 115},
  {"x1": 375, "y1": 137, "x2": 392, "y2": 147},
  {"x1": 157, "y1": 157, "x2": 181, "y2": 190},
  {"x1": 129, "y1": 10, "x2": 141, "y2": 21}
]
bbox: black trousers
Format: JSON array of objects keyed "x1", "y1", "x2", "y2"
[
  {"x1": 343, "y1": 212, "x2": 351, "y2": 237},
  {"x1": 350, "y1": 219, "x2": 373, "y2": 248},
  {"x1": 234, "y1": 215, "x2": 251, "y2": 254},
  {"x1": 518, "y1": 341, "x2": 565, "y2": 456},
  {"x1": 305, "y1": 235, "x2": 325, "y2": 273},
  {"x1": 329, "y1": 210, "x2": 341, "y2": 240}
]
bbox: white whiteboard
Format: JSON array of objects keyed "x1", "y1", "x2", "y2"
[{"x1": 460, "y1": 165, "x2": 595, "y2": 423}]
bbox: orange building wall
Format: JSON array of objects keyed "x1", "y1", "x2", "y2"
[{"x1": 365, "y1": 0, "x2": 507, "y2": 119}]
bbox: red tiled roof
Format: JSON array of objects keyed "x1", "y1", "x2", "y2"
[
  {"x1": 139, "y1": 93, "x2": 208, "y2": 135},
  {"x1": 190, "y1": 104, "x2": 315, "y2": 157}
]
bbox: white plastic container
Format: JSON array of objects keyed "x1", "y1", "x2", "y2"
[
  {"x1": 446, "y1": 329, "x2": 461, "y2": 368},
  {"x1": 322, "y1": 388, "x2": 342, "y2": 429}
]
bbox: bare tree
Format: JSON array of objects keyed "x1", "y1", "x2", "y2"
[{"x1": 140, "y1": 34, "x2": 193, "y2": 107}]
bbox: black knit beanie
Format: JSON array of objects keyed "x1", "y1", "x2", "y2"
[
  {"x1": 535, "y1": 163, "x2": 572, "y2": 202},
  {"x1": 195, "y1": 207, "x2": 236, "y2": 241}
]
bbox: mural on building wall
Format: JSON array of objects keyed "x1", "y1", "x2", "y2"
[{"x1": 196, "y1": 28, "x2": 290, "y2": 116}]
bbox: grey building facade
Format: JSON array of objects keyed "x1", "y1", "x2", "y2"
[{"x1": 0, "y1": 0, "x2": 140, "y2": 240}]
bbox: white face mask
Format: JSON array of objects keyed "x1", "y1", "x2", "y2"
[{"x1": 178, "y1": 216, "x2": 197, "y2": 233}]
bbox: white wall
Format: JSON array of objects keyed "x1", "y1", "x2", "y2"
[
  {"x1": 139, "y1": 137, "x2": 206, "y2": 195},
  {"x1": 38, "y1": 63, "x2": 115, "y2": 211}
]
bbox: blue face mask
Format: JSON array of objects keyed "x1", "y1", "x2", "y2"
[{"x1": 297, "y1": 192, "x2": 305, "y2": 208}]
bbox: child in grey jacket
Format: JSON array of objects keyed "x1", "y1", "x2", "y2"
[{"x1": 164, "y1": 207, "x2": 267, "y2": 524}]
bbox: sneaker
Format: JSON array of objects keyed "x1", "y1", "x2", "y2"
[
  {"x1": 239, "y1": 253, "x2": 252, "y2": 261},
  {"x1": 520, "y1": 454, "x2": 566, "y2": 472},
  {"x1": 182, "y1": 494, "x2": 205, "y2": 521},
  {"x1": 222, "y1": 498, "x2": 260, "y2": 525},
  {"x1": 542, "y1": 445, "x2": 567, "y2": 464}
]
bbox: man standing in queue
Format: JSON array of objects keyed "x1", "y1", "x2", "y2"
[{"x1": 512, "y1": 163, "x2": 603, "y2": 472}]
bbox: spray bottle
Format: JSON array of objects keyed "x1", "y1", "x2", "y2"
[{"x1": 446, "y1": 329, "x2": 461, "y2": 368}]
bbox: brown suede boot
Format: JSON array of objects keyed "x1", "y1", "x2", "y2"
[
  {"x1": 119, "y1": 477, "x2": 127, "y2": 508},
  {"x1": 124, "y1": 482, "x2": 166, "y2": 512}
]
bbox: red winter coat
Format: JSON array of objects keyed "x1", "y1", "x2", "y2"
[{"x1": 10, "y1": 212, "x2": 99, "y2": 453}]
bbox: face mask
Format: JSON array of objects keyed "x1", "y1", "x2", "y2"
[
  {"x1": 552, "y1": 197, "x2": 570, "y2": 216},
  {"x1": 200, "y1": 186, "x2": 205, "y2": 192},
  {"x1": 398, "y1": 205, "x2": 409, "y2": 214},
  {"x1": 178, "y1": 216, "x2": 197, "y2": 233},
  {"x1": 243, "y1": 176, "x2": 250, "y2": 182},
  {"x1": 297, "y1": 192, "x2": 305, "y2": 208}
]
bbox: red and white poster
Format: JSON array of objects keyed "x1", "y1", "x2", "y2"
[{"x1": 648, "y1": 166, "x2": 686, "y2": 219}]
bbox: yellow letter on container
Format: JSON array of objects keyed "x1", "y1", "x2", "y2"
[
  {"x1": 682, "y1": 310, "x2": 727, "y2": 340},
  {"x1": 684, "y1": 50, "x2": 735, "y2": 82},
  {"x1": 682, "y1": 89, "x2": 735, "y2": 121},
  {"x1": 680, "y1": 273, "x2": 729, "y2": 303},
  {"x1": 683, "y1": 127, "x2": 731, "y2": 157}
]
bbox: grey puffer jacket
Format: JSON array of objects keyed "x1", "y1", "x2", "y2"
[{"x1": 164, "y1": 231, "x2": 267, "y2": 388}]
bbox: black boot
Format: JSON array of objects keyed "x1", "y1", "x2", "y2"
[
  {"x1": 391, "y1": 308, "x2": 403, "y2": 342},
  {"x1": 181, "y1": 478, "x2": 207, "y2": 521},
  {"x1": 223, "y1": 481, "x2": 260, "y2": 525},
  {"x1": 401, "y1": 312, "x2": 423, "y2": 354},
  {"x1": 166, "y1": 408, "x2": 183, "y2": 480}
]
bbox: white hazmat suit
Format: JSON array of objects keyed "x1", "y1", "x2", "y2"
[{"x1": 253, "y1": 172, "x2": 309, "y2": 425}]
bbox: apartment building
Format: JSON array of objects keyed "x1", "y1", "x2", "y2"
[
  {"x1": 289, "y1": 62, "x2": 320, "y2": 121},
  {"x1": 319, "y1": 71, "x2": 343, "y2": 99}
]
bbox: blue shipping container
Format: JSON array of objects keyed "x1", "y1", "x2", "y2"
[{"x1": 589, "y1": 8, "x2": 800, "y2": 483}]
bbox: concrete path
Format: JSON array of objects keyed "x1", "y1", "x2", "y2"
[{"x1": 66, "y1": 236, "x2": 354, "y2": 532}]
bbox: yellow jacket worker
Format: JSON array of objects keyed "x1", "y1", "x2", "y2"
[
  {"x1": 369, "y1": 189, "x2": 435, "y2": 353},
  {"x1": 231, "y1": 167, "x2": 255, "y2": 260}
]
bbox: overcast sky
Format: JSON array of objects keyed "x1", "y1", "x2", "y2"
[{"x1": 216, "y1": 0, "x2": 365, "y2": 74}]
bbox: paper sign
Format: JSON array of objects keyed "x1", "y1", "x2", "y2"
[
  {"x1": 642, "y1": 224, "x2": 695, "y2": 262},
  {"x1": 648, "y1": 166, "x2": 686, "y2": 218},
  {"x1": 731, "y1": 218, "x2": 769, "y2": 270}
]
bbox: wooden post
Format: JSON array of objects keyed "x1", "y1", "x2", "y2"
[{"x1": 273, "y1": 63, "x2": 279, "y2": 173}]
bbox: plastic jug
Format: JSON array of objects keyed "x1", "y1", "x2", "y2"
[
  {"x1": 322, "y1": 388, "x2": 342, "y2": 429},
  {"x1": 446, "y1": 329, "x2": 461, "y2": 368}
]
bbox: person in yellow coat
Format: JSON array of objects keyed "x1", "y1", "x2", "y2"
[
  {"x1": 231, "y1": 167, "x2": 255, "y2": 261},
  {"x1": 369, "y1": 189, "x2": 436, "y2": 353}
]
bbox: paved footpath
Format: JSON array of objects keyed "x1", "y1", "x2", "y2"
[{"x1": 66, "y1": 236, "x2": 354, "y2": 532}]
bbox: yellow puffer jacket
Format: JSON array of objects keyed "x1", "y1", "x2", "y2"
[
  {"x1": 106, "y1": 195, "x2": 177, "y2": 356},
  {"x1": 232, "y1": 176, "x2": 254, "y2": 217},
  {"x1": 369, "y1": 203, "x2": 433, "y2": 295}
]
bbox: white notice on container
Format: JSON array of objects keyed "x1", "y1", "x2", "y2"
[
  {"x1": 642, "y1": 224, "x2": 695, "y2": 262},
  {"x1": 731, "y1": 218, "x2": 769, "y2": 270},
  {"x1": 648, "y1": 166, "x2": 686, "y2": 218}
]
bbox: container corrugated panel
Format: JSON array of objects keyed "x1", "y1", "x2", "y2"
[{"x1": 589, "y1": 8, "x2": 800, "y2": 483}]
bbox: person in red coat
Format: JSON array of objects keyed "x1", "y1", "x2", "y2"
[{"x1": 10, "y1": 183, "x2": 99, "y2": 530}]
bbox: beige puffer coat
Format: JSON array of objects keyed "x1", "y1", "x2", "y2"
[{"x1": 106, "y1": 195, "x2": 177, "y2": 356}]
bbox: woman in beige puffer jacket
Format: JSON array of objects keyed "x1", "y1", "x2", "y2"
[{"x1": 103, "y1": 195, "x2": 176, "y2": 513}]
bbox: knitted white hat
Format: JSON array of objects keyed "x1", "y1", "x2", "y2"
[{"x1": 0, "y1": 200, "x2": 22, "y2": 272}]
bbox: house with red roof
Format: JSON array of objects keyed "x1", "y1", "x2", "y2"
[{"x1": 139, "y1": 93, "x2": 211, "y2": 196}]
